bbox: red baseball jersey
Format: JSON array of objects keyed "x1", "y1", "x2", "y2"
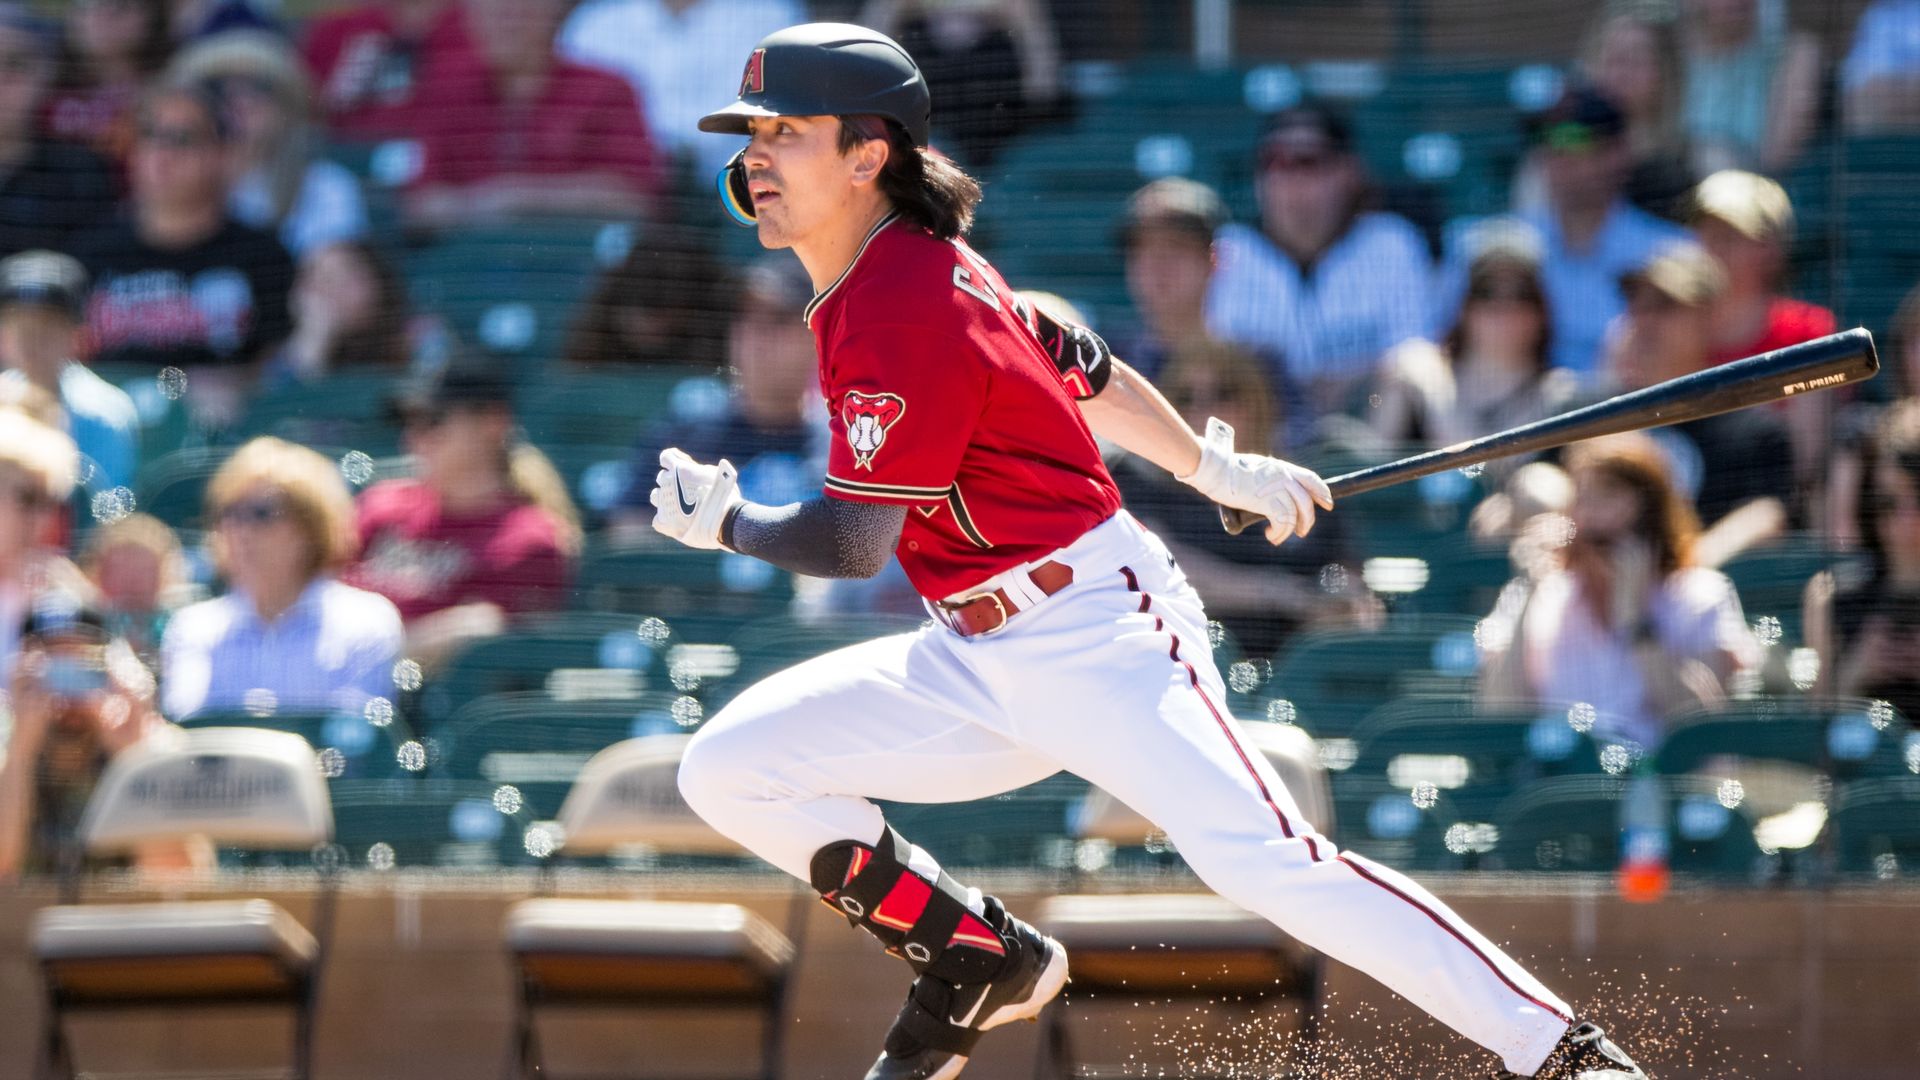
[{"x1": 809, "y1": 213, "x2": 1122, "y2": 600}]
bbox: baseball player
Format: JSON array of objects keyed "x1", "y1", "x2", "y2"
[{"x1": 653, "y1": 23, "x2": 1650, "y2": 1080}]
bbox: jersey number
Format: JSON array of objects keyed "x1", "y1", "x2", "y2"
[{"x1": 952, "y1": 265, "x2": 1002, "y2": 311}]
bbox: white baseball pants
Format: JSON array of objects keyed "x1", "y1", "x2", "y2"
[{"x1": 678, "y1": 511, "x2": 1574, "y2": 1074}]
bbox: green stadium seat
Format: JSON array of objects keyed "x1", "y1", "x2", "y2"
[
  {"x1": 401, "y1": 219, "x2": 621, "y2": 366},
  {"x1": 1655, "y1": 696, "x2": 1911, "y2": 778},
  {"x1": 1327, "y1": 775, "x2": 1476, "y2": 872},
  {"x1": 91, "y1": 362, "x2": 199, "y2": 467},
  {"x1": 719, "y1": 612, "x2": 929, "y2": 695},
  {"x1": 572, "y1": 541, "x2": 794, "y2": 620},
  {"x1": 328, "y1": 778, "x2": 543, "y2": 870},
  {"x1": 1828, "y1": 776, "x2": 1920, "y2": 877},
  {"x1": 179, "y1": 709, "x2": 417, "y2": 781},
  {"x1": 1349, "y1": 698, "x2": 1602, "y2": 819},
  {"x1": 241, "y1": 372, "x2": 409, "y2": 459},
  {"x1": 879, "y1": 773, "x2": 1089, "y2": 869},
  {"x1": 132, "y1": 447, "x2": 230, "y2": 531},
  {"x1": 1412, "y1": 535, "x2": 1514, "y2": 616},
  {"x1": 517, "y1": 368, "x2": 698, "y2": 450},
  {"x1": 1718, "y1": 538, "x2": 1845, "y2": 645},
  {"x1": 1493, "y1": 776, "x2": 1769, "y2": 879},
  {"x1": 1263, "y1": 615, "x2": 1482, "y2": 737},
  {"x1": 439, "y1": 692, "x2": 698, "y2": 818}
]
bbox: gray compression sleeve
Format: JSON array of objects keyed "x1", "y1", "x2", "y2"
[{"x1": 721, "y1": 497, "x2": 906, "y2": 579}]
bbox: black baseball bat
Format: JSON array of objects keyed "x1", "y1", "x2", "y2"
[{"x1": 1221, "y1": 327, "x2": 1880, "y2": 535}]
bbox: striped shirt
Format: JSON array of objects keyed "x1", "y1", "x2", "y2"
[{"x1": 159, "y1": 577, "x2": 405, "y2": 721}]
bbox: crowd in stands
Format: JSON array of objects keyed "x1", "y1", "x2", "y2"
[{"x1": 0, "y1": 0, "x2": 1919, "y2": 879}]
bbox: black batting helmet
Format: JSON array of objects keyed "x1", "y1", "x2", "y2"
[{"x1": 699, "y1": 23, "x2": 931, "y2": 147}]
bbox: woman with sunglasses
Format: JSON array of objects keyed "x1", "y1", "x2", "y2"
[
  {"x1": 1370, "y1": 221, "x2": 1575, "y2": 480},
  {"x1": 157, "y1": 436, "x2": 403, "y2": 721}
]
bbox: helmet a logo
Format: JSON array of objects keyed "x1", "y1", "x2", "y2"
[
  {"x1": 740, "y1": 48, "x2": 767, "y2": 96},
  {"x1": 841, "y1": 391, "x2": 906, "y2": 471}
]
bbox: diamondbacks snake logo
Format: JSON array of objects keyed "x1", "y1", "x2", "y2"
[{"x1": 842, "y1": 391, "x2": 906, "y2": 470}]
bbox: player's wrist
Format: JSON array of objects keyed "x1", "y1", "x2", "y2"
[{"x1": 1177, "y1": 423, "x2": 1231, "y2": 495}]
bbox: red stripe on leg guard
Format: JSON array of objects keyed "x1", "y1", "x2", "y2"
[
  {"x1": 948, "y1": 912, "x2": 1006, "y2": 955},
  {"x1": 844, "y1": 847, "x2": 871, "y2": 889},
  {"x1": 871, "y1": 873, "x2": 934, "y2": 932}
]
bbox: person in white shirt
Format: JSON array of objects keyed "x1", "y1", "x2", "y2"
[
  {"x1": 1205, "y1": 103, "x2": 1431, "y2": 439},
  {"x1": 160, "y1": 436, "x2": 402, "y2": 720},
  {"x1": 558, "y1": 0, "x2": 805, "y2": 179},
  {"x1": 1476, "y1": 432, "x2": 1761, "y2": 751},
  {"x1": 1841, "y1": 0, "x2": 1920, "y2": 131}
]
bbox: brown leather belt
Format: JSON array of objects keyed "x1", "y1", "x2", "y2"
[{"x1": 934, "y1": 560, "x2": 1075, "y2": 638}]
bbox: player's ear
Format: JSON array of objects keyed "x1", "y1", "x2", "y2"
[{"x1": 848, "y1": 132, "x2": 890, "y2": 188}]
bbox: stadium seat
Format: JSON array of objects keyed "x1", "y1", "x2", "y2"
[
  {"x1": 180, "y1": 709, "x2": 419, "y2": 781},
  {"x1": 1327, "y1": 774, "x2": 1477, "y2": 871},
  {"x1": 1264, "y1": 615, "x2": 1483, "y2": 737},
  {"x1": 31, "y1": 728, "x2": 335, "y2": 1080},
  {"x1": 240, "y1": 371, "x2": 410, "y2": 459},
  {"x1": 439, "y1": 692, "x2": 700, "y2": 818},
  {"x1": 1492, "y1": 775, "x2": 1769, "y2": 879},
  {"x1": 328, "y1": 778, "x2": 541, "y2": 870},
  {"x1": 516, "y1": 368, "x2": 695, "y2": 451},
  {"x1": 572, "y1": 541, "x2": 795, "y2": 620},
  {"x1": 1655, "y1": 696, "x2": 1911, "y2": 778},
  {"x1": 1040, "y1": 720, "x2": 1326, "y2": 1078},
  {"x1": 1717, "y1": 538, "x2": 1847, "y2": 645},
  {"x1": 1827, "y1": 776, "x2": 1920, "y2": 878},
  {"x1": 504, "y1": 736, "x2": 800, "y2": 1080},
  {"x1": 402, "y1": 219, "x2": 620, "y2": 366},
  {"x1": 131, "y1": 447, "x2": 231, "y2": 531},
  {"x1": 1412, "y1": 535, "x2": 1514, "y2": 616},
  {"x1": 1349, "y1": 698, "x2": 1603, "y2": 819}
]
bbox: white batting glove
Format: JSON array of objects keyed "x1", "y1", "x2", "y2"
[
  {"x1": 1178, "y1": 417, "x2": 1333, "y2": 544},
  {"x1": 649, "y1": 448, "x2": 743, "y2": 551}
]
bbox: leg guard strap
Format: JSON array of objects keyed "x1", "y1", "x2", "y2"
[{"x1": 811, "y1": 826, "x2": 1007, "y2": 984}]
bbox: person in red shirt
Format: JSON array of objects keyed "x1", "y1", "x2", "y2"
[
  {"x1": 1692, "y1": 168, "x2": 1838, "y2": 498},
  {"x1": 299, "y1": 0, "x2": 477, "y2": 141},
  {"x1": 401, "y1": 0, "x2": 659, "y2": 230},
  {"x1": 346, "y1": 361, "x2": 579, "y2": 670},
  {"x1": 653, "y1": 23, "x2": 1649, "y2": 1080}
]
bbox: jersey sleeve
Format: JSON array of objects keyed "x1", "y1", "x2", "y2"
[{"x1": 823, "y1": 325, "x2": 986, "y2": 505}]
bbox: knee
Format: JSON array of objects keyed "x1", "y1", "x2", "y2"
[{"x1": 676, "y1": 721, "x2": 742, "y2": 818}]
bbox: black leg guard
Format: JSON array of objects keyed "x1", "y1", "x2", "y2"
[{"x1": 810, "y1": 826, "x2": 1010, "y2": 986}]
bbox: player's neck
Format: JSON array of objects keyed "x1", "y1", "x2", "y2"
[{"x1": 793, "y1": 199, "x2": 895, "y2": 294}]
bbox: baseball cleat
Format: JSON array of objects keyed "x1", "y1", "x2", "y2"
[
  {"x1": 1516, "y1": 1021, "x2": 1650, "y2": 1080},
  {"x1": 863, "y1": 902, "x2": 1069, "y2": 1080}
]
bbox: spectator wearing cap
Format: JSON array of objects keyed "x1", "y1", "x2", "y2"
[
  {"x1": 1841, "y1": 0, "x2": 1920, "y2": 132},
  {"x1": 1371, "y1": 219, "x2": 1576, "y2": 478},
  {"x1": 158, "y1": 436, "x2": 403, "y2": 721},
  {"x1": 1681, "y1": 0, "x2": 1821, "y2": 174},
  {"x1": 300, "y1": 0, "x2": 480, "y2": 141},
  {"x1": 0, "y1": 7, "x2": 120, "y2": 259},
  {"x1": 70, "y1": 80, "x2": 295, "y2": 428},
  {"x1": 1503, "y1": 84, "x2": 1689, "y2": 378},
  {"x1": 346, "y1": 361, "x2": 579, "y2": 670},
  {"x1": 558, "y1": 0, "x2": 802, "y2": 179},
  {"x1": 1206, "y1": 103, "x2": 1431, "y2": 434},
  {"x1": 1604, "y1": 241, "x2": 1792, "y2": 536},
  {"x1": 1548, "y1": 2, "x2": 1697, "y2": 222},
  {"x1": 0, "y1": 406, "x2": 86, "y2": 678},
  {"x1": 168, "y1": 30, "x2": 369, "y2": 259},
  {"x1": 0, "y1": 603, "x2": 190, "y2": 881},
  {"x1": 402, "y1": 0, "x2": 659, "y2": 230},
  {"x1": 0, "y1": 251, "x2": 138, "y2": 493},
  {"x1": 610, "y1": 256, "x2": 823, "y2": 537}
]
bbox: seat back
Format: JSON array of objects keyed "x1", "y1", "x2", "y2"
[
  {"x1": 81, "y1": 727, "x2": 333, "y2": 854},
  {"x1": 557, "y1": 736, "x2": 742, "y2": 857},
  {"x1": 1073, "y1": 720, "x2": 1331, "y2": 843}
]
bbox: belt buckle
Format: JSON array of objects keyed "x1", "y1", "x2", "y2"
[{"x1": 953, "y1": 590, "x2": 1010, "y2": 637}]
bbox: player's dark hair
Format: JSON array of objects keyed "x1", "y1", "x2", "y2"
[{"x1": 838, "y1": 116, "x2": 981, "y2": 241}]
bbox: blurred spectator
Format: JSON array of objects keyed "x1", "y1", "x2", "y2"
[
  {"x1": 72, "y1": 81, "x2": 295, "y2": 428},
  {"x1": 558, "y1": 0, "x2": 802, "y2": 179},
  {"x1": 0, "y1": 407, "x2": 82, "y2": 679},
  {"x1": 1207, "y1": 104, "x2": 1430, "y2": 433},
  {"x1": 0, "y1": 604, "x2": 189, "y2": 881},
  {"x1": 1112, "y1": 339, "x2": 1367, "y2": 659},
  {"x1": 1510, "y1": 85, "x2": 1690, "y2": 378},
  {"x1": 1604, "y1": 241, "x2": 1792, "y2": 532},
  {"x1": 300, "y1": 0, "x2": 478, "y2": 141},
  {"x1": 1807, "y1": 400, "x2": 1920, "y2": 725},
  {"x1": 1841, "y1": 0, "x2": 1920, "y2": 132},
  {"x1": 610, "y1": 256, "x2": 822, "y2": 536},
  {"x1": 1477, "y1": 432, "x2": 1760, "y2": 750},
  {"x1": 0, "y1": 7, "x2": 120, "y2": 258},
  {"x1": 561, "y1": 225, "x2": 727, "y2": 368},
  {"x1": 168, "y1": 0, "x2": 280, "y2": 43},
  {"x1": 1371, "y1": 220, "x2": 1576, "y2": 472},
  {"x1": 0, "y1": 251, "x2": 138, "y2": 493},
  {"x1": 1690, "y1": 168, "x2": 1835, "y2": 499},
  {"x1": 1825, "y1": 281, "x2": 1920, "y2": 547},
  {"x1": 171, "y1": 31, "x2": 369, "y2": 258},
  {"x1": 47, "y1": 0, "x2": 173, "y2": 167},
  {"x1": 159, "y1": 436, "x2": 401, "y2": 720},
  {"x1": 858, "y1": 0, "x2": 1062, "y2": 167},
  {"x1": 403, "y1": 0, "x2": 659, "y2": 230},
  {"x1": 1576, "y1": 1, "x2": 1697, "y2": 220},
  {"x1": 346, "y1": 361, "x2": 580, "y2": 670},
  {"x1": 1681, "y1": 0, "x2": 1821, "y2": 173},
  {"x1": 266, "y1": 240, "x2": 417, "y2": 385},
  {"x1": 81, "y1": 511, "x2": 188, "y2": 663}
]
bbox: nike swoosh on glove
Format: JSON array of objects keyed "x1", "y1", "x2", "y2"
[
  {"x1": 650, "y1": 448, "x2": 743, "y2": 550},
  {"x1": 1178, "y1": 417, "x2": 1333, "y2": 544}
]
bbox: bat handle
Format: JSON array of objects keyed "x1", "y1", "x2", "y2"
[{"x1": 1218, "y1": 504, "x2": 1263, "y2": 535}]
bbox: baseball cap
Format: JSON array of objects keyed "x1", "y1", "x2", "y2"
[
  {"x1": 0, "y1": 250, "x2": 89, "y2": 321},
  {"x1": 1117, "y1": 177, "x2": 1229, "y2": 248},
  {"x1": 1620, "y1": 242, "x2": 1726, "y2": 308},
  {"x1": 1690, "y1": 169, "x2": 1794, "y2": 244},
  {"x1": 386, "y1": 358, "x2": 513, "y2": 421},
  {"x1": 1528, "y1": 85, "x2": 1626, "y2": 153},
  {"x1": 1460, "y1": 216, "x2": 1545, "y2": 275},
  {"x1": 1258, "y1": 103, "x2": 1353, "y2": 167},
  {"x1": 698, "y1": 23, "x2": 931, "y2": 147}
]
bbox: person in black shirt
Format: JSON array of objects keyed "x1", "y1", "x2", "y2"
[
  {"x1": 0, "y1": 7, "x2": 118, "y2": 258},
  {"x1": 70, "y1": 79, "x2": 292, "y2": 428}
]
